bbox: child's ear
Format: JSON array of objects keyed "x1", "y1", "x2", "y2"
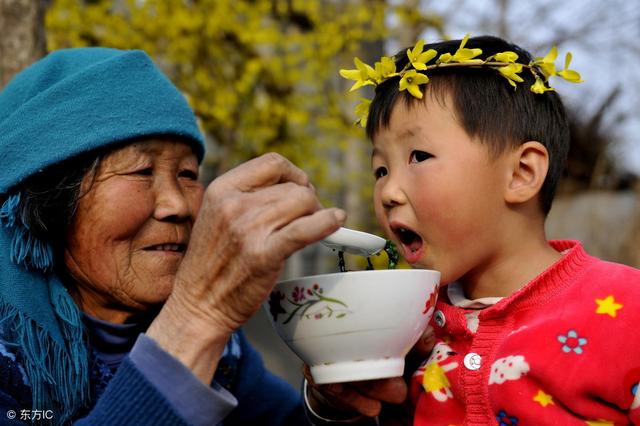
[{"x1": 504, "y1": 141, "x2": 549, "y2": 205}]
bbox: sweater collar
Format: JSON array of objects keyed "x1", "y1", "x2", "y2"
[
  {"x1": 437, "y1": 240, "x2": 592, "y2": 323},
  {"x1": 82, "y1": 313, "x2": 149, "y2": 354},
  {"x1": 82, "y1": 311, "x2": 155, "y2": 371}
]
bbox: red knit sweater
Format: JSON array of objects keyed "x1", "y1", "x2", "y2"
[{"x1": 411, "y1": 241, "x2": 640, "y2": 426}]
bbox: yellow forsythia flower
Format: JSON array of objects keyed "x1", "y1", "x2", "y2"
[
  {"x1": 557, "y1": 52, "x2": 583, "y2": 83},
  {"x1": 494, "y1": 51, "x2": 518, "y2": 63},
  {"x1": 399, "y1": 70, "x2": 429, "y2": 99},
  {"x1": 371, "y1": 56, "x2": 399, "y2": 83},
  {"x1": 530, "y1": 77, "x2": 555, "y2": 94},
  {"x1": 407, "y1": 40, "x2": 437, "y2": 70},
  {"x1": 497, "y1": 63, "x2": 524, "y2": 87},
  {"x1": 354, "y1": 98, "x2": 371, "y2": 127},
  {"x1": 339, "y1": 57, "x2": 376, "y2": 91},
  {"x1": 445, "y1": 33, "x2": 483, "y2": 63},
  {"x1": 438, "y1": 52, "x2": 453, "y2": 63},
  {"x1": 533, "y1": 46, "x2": 558, "y2": 79}
]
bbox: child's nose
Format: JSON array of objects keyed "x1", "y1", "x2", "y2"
[{"x1": 380, "y1": 174, "x2": 408, "y2": 207}]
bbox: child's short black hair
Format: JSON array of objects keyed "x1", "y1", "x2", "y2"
[{"x1": 367, "y1": 35, "x2": 570, "y2": 215}]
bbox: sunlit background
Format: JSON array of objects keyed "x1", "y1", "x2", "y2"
[{"x1": 1, "y1": 0, "x2": 638, "y2": 387}]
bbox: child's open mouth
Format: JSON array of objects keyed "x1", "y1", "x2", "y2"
[{"x1": 392, "y1": 225, "x2": 424, "y2": 264}]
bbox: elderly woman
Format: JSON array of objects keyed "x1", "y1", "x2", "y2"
[{"x1": 0, "y1": 48, "x2": 406, "y2": 425}]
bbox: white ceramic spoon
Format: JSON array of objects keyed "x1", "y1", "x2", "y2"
[{"x1": 321, "y1": 227, "x2": 386, "y2": 257}]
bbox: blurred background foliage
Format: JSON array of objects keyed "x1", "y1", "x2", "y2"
[{"x1": 45, "y1": 0, "x2": 445, "y2": 238}]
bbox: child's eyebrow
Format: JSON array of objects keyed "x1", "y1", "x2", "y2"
[{"x1": 398, "y1": 128, "x2": 416, "y2": 139}]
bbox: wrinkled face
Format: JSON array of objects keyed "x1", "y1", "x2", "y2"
[
  {"x1": 64, "y1": 139, "x2": 204, "y2": 320},
  {"x1": 371, "y1": 95, "x2": 511, "y2": 285}
]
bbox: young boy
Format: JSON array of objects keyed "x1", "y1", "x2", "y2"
[{"x1": 344, "y1": 35, "x2": 640, "y2": 425}]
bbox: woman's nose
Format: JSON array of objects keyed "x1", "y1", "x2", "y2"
[{"x1": 153, "y1": 178, "x2": 192, "y2": 222}]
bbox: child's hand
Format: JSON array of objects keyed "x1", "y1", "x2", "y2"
[
  {"x1": 304, "y1": 365, "x2": 407, "y2": 418},
  {"x1": 411, "y1": 325, "x2": 436, "y2": 358}
]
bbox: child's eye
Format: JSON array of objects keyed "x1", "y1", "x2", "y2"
[
  {"x1": 178, "y1": 169, "x2": 199, "y2": 180},
  {"x1": 410, "y1": 150, "x2": 433, "y2": 163},
  {"x1": 373, "y1": 167, "x2": 388, "y2": 179}
]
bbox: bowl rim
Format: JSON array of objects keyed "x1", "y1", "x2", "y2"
[{"x1": 277, "y1": 268, "x2": 440, "y2": 286}]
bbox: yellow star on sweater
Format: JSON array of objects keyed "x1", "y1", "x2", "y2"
[
  {"x1": 586, "y1": 420, "x2": 614, "y2": 426},
  {"x1": 533, "y1": 389, "x2": 554, "y2": 407},
  {"x1": 595, "y1": 295, "x2": 623, "y2": 318}
]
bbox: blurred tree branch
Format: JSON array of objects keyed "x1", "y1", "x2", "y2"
[
  {"x1": 0, "y1": 0, "x2": 49, "y2": 88},
  {"x1": 562, "y1": 87, "x2": 626, "y2": 192}
]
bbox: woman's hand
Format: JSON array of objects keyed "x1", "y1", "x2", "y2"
[
  {"x1": 148, "y1": 153, "x2": 345, "y2": 382},
  {"x1": 175, "y1": 152, "x2": 345, "y2": 330},
  {"x1": 306, "y1": 375, "x2": 408, "y2": 418},
  {"x1": 303, "y1": 326, "x2": 436, "y2": 422}
]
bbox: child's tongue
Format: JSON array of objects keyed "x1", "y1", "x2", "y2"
[
  {"x1": 401, "y1": 240, "x2": 423, "y2": 263},
  {"x1": 407, "y1": 239, "x2": 422, "y2": 252},
  {"x1": 398, "y1": 230, "x2": 423, "y2": 263}
]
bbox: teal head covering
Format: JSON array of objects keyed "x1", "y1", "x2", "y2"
[{"x1": 0, "y1": 47, "x2": 205, "y2": 423}]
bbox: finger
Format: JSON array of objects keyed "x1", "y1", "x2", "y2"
[
  {"x1": 303, "y1": 364, "x2": 314, "y2": 384},
  {"x1": 411, "y1": 326, "x2": 436, "y2": 357},
  {"x1": 304, "y1": 366, "x2": 372, "y2": 415},
  {"x1": 241, "y1": 182, "x2": 323, "y2": 231},
  {"x1": 350, "y1": 377, "x2": 407, "y2": 404},
  {"x1": 220, "y1": 153, "x2": 311, "y2": 192},
  {"x1": 304, "y1": 367, "x2": 407, "y2": 415},
  {"x1": 267, "y1": 207, "x2": 346, "y2": 259},
  {"x1": 313, "y1": 383, "x2": 382, "y2": 417}
]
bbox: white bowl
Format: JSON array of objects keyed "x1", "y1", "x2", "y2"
[{"x1": 265, "y1": 269, "x2": 440, "y2": 384}]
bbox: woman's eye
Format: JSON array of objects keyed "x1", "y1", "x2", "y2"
[
  {"x1": 373, "y1": 167, "x2": 388, "y2": 179},
  {"x1": 410, "y1": 151, "x2": 433, "y2": 163},
  {"x1": 179, "y1": 169, "x2": 199, "y2": 180},
  {"x1": 134, "y1": 167, "x2": 153, "y2": 176}
]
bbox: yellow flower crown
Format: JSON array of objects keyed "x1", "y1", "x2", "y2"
[{"x1": 340, "y1": 34, "x2": 583, "y2": 127}]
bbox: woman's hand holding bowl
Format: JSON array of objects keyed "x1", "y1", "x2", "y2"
[{"x1": 303, "y1": 326, "x2": 437, "y2": 421}]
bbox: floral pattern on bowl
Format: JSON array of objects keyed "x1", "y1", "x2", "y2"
[{"x1": 268, "y1": 283, "x2": 352, "y2": 324}]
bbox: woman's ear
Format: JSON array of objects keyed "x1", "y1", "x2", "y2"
[{"x1": 504, "y1": 141, "x2": 549, "y2": 205}]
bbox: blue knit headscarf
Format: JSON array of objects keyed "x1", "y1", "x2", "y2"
[{"x1": 0, "y1": 47, "x2": 205, "y2": 424}]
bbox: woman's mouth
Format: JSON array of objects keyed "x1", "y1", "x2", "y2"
[
  {"x1": 144, "y1": 243, "x2": 187, "y2": 254},
  {"x1": 392, "y1": 226, "x2": 424, "y2": 264}
]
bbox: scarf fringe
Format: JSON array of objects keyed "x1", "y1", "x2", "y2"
[
  {"x1": 0, "y1": 293, "x2": 89, "y2": 425},
  {"x1": 0, "y1": 193, "x2": 53, "y2": 272},
  {"x1": 0, "y1": 193, "x2": 20, "y2": 227}
]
